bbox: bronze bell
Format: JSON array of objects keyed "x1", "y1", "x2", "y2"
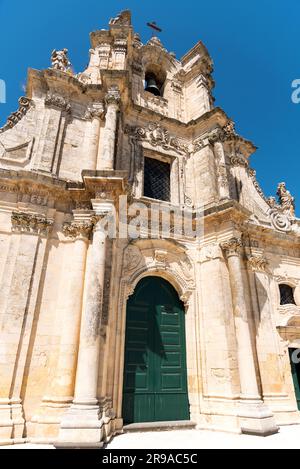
[{"x1": 145, "y1": 74, "x2": 161, "y2": 96}]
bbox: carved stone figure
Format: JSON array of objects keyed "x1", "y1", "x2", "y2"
[
  {"x1": 50, "y1": 48, "x2": 72, "y2": 72},
  {"x1": 277, "y1": 182, "x2": 295, "y2": 217}
]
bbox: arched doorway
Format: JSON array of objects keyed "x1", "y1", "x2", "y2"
[{"x1": 122, "y1": 276, "x2": 189, "y2": 424}]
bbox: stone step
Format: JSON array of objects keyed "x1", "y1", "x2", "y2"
[{"x1": 123, "y1": 421, "x2": 196, "y2": 433}]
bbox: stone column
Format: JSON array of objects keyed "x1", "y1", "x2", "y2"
[
  {"x1": 84, "y1": 106, "x2": 104, "y2": 170},
  {"x1": 213, "y1": 141, "x2": 230, "y2": 200},
  {"x1": 0, "y1": 212, "x2": 53, "y2": 443},
  {"x1": 221, "y1": 237, "x2": 278, "y2": 435},
  {"x1": 98, "y1": 87, "x2": 120, "y2": 170},
  {"x1": 58, "y1": 202, "x2": 113, "y2": 448},
  {"x1": 247, "y1": 255, "x2": 286, "y2": 404},
  {"x1": 43, "y1": 216, "x2": 93, "y2": 405}
]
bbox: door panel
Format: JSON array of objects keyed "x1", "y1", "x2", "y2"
[
  {"x1": 289, "y1": 348, "x2": 300, "y2": 410},
  {"x1": 122, "y1": 277, "x2": 189, "y2": 424}
]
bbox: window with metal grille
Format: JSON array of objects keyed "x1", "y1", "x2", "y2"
[
  {"x1": 279, "y1": 284, "x2": 296, "y2": 306},
  {"x1": 143, "y1": 157, "x2": 170, "y2": 202}
]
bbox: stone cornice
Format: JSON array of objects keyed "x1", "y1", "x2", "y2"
[
  {"x1": 244, "y1": 221, "x2": 300, "y2": 248},
  {"x1": 11, "y1": 212, "x2": 53, "y2": 235}
]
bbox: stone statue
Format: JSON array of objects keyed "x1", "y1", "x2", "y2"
[
  {"x1": 277, "y1": 182, "x2": 295, "y2": 217},
  {"x1": 50, "y1": 48, "x2": 71, "y2": 72},
  {"x1": 223, "y1": 120, "x2": 237, "y2": 138}
]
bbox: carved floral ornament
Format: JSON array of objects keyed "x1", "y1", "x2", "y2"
[
  {"x1": 62, "y1": 221, "x2": 93, "y2": 239},
  {"x1": 44, "y1": 92, "x2": 71, "y2": 113},
  {"x1": 121, "y1": 243, "x2": 195, "y2": 305},
  {"x1": 125, "y1": 122, "x2": 189, "y2": 156},
  {"x1": 11, "y1": 212, "x2": 53, "y2": 236},
  {"x1": 247, "y1": 255, "x2": 268, "y2": 272}
]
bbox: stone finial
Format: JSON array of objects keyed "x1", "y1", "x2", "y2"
[
  {"x1": 50, "y1": 48, "x2": 72, "y2": 73},
  {"x1": 147, "y1": 36, "x2": 167, "y2": 52},
  {"x1": 109, "y1": 10, "x2": 131, "y2": 26},
  {"x1": 277, "y1": 182, "x2": 295, "y2": 217},
  {"x1": 220, "y1": 237, "x2": 243, "y2": 258}
]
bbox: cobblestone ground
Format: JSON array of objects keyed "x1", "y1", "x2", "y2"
[{"x1": 1, "y1": 425, "x2": 300, "y2": 449}]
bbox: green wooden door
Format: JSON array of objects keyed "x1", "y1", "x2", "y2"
[
  {"x1": 289, "y1": 348, "x2": 300, "y2": 410},
  {"x1": 122, "y1": 276, "x2": 189, "y2": 424}
]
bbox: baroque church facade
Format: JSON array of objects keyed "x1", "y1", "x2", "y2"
[{"x1": 0, "y1": 10, "x2": 300, "y2": 447}]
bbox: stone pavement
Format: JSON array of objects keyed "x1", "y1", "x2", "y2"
[
  {"x1": 1, "y1": 425, "x2": 300, "y2": 449},
  {"x1": 106, "y1": 425, "x2": 300, "y2": 449}
]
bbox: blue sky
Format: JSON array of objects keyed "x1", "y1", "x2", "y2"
[{"x1": 0, "y1": 0, "x2": 299, "y2": 214}]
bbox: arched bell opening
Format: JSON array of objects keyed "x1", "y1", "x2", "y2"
[{"x1": 144, "y1": 65, "x2": 167, "y2": 97}]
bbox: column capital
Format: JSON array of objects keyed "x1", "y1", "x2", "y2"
[
  {"x1": 11, "y1": 211, "x2": 53, "y2": 236},
  {"x1": 105, "y1": 86, "x2": 120, "y2": 107},
  {"x1": 63, "y1": 221, "x2": 93, "y2": 240},
  {"x1": 247, "y1": 255, "x2": 268, "y2": 272},
  {"x1": 220, "y1": 237, "x2": 243, "y2": 258}
]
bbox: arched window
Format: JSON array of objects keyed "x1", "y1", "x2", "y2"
[{"x1": 279, "y1": 284, "x2": 296, "y2": 306}]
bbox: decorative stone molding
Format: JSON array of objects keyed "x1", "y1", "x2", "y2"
[
  {"x1": 230, "y1": 154, "x2": 249, "y2": 168},
  {"x1": 220, "y1": 237, "x2": 243, "y2": 258},
  {"x1": 45, "y1": 92, "x2": 71, "y2": 113},
  {"x1": 184, "y1": 194, "x2": 193, "y2": 207},
  {"x1": 0, "y1": 97, "x2": 32, "y2": 133},
  {"x1": 63, "y1": 221, "x2": 93, "y2": 239},
  {"x1": 247, "y1": 255, "x2": 268, "y2": 272},
  {"x1": 154, "y1": 249, "x2": 168, "y2": 266},
  {"x1": 199, "y1": 243, "x2": 223, "y2": 263},
  {"x1": 105, "y1": 86, "x2": 121, "y2": 106},
  {"x1": 50, "y1": 48, "x2": 72, "y2": 73},
  {"x1": 123, "y1": 245, "x2": 143, "y2": 272},
  {"x1": 192, "y1": 138, "x2": 205, "y2": 153},
  {"x1": 11, "y1": 212, "x2": 53, "y2": 235},
  {"x1": 248, "y1": 168, "x2": 270, "y2": 205},
  {"x1": 120, "y1": 242, "x2": 195, "y2": 306},
  {"x1": 113, "y1": 36, "x2": 127, "y2": 54},
  {"x1": 125, "y1": 122, "x2": 189, "y2": 156},
  {"x1": 208, "y1": 120, "x2": 237, "y2": 144},
  {"x1": 217, "y1": 164, "x2": 228, "y2": 188},
  {"x1": 268, "y1": 208, "x2": 292, "y2": 233}
]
